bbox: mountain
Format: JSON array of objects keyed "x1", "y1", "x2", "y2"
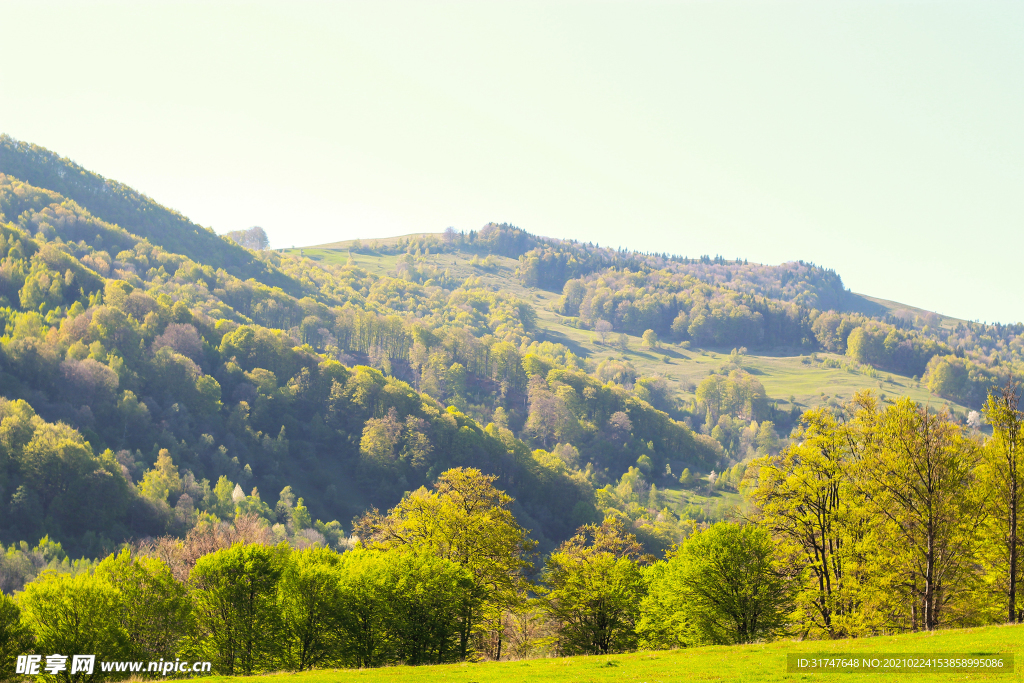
[
  {"x1": 0, "y1": 136, "x2": 301, "y2": 294},
  {"x1": 299, "y1": 229, "x2": 1014, "y2": 412},
  {"x1": 0, "y1": 135, "x2": 1019, "y2": 564}
]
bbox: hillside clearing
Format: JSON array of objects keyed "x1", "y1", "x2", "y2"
[{"x1": 283, "y1": 246, "x2": 970, "y2": 416}]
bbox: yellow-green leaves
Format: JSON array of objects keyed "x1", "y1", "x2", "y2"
[
  {"x1": 17, "y1": 572, "x2": 131, "y2": 682},
  {"x1": 355, "y1": 468, "x2": 537, "y2": 660},
  {"x1": 641, "y1": 522, "x2": 792, "y2": 647}
]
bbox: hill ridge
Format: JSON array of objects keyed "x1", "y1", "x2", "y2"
[{"x1": 0, "y1": 135, "x2": 303, "y2": 296}]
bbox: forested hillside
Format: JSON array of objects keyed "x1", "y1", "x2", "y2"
[
  {"x1": 320, "y1": 223, "x2": 1024, "y2": 408},
  {"x1": 0, "y1": 142, "x2": 720, "y2": 565},
  {"x1": 0, "y1": 137, "x2": 299, "y2": 293},
  {"x1": 4, "y1": 137, "x2": 1024, "y2": 678},
  {"x1": 2, "y1": 135, "x2": 1023, "y2": 573}
]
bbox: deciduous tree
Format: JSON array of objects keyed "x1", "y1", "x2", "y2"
[
  {"x1": 750, "y1": 407, "x2": 861, "y2": 637},
  {"x1": 852, "y1": 397, "x2": 984, "y2": 631},
  {"x1": 278, "y1": 546, "x2": 344, "y2": 670},
  {"x1": 95, "y1": 549, "x2": 190, "y2": 661},
  {"x1": 980, "y1": 381, "x2": 1024, "y2": 622},
  {"x1": 354, "y1": 468, "x2": 536, "y2": 660},
  {"x1": 17, "y1": 572, "x2": 130, "y2": 683},
  {"x1": 642, "y1": 522, "x2": 792, "y2": 645},
  {"x1": 541, "y1": 520, "x2": 647, "y2": 655},
  {"x1": 187, "y1": 543, "x2": 288, "y2": 675},
  {"x1": 0, "y1": 594, "x2": 33, "y2": 683}
]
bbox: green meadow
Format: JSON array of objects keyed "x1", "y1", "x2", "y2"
[{"x1": 192, "y1": 623, "x2": 1024, "y2": 683}]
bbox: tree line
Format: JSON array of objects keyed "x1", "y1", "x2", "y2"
[
  {"x1": 3, "y1": 384, "x2": 1023, "y2": 679},
  {"x1": 0, "y1": 468, "x2": 794, "y2": 682},
  {"x1": 749, "y1": 383, "x2": 1024, "y2": 635}
]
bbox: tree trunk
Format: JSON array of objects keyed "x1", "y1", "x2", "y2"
[
  {"x1": 1010, "y1": 473, "x2": 1018, "y2": 623},
  {"x1": 460, "y1": 603, "x2": 472, "y2": 661},
  {"x1": 925, "y1": 525, "x2": 936, "y2": 630}
]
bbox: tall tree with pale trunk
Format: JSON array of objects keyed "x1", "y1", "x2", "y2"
[{"x1": 981, "y1": 381, "x2": 1024, "y2": 623}]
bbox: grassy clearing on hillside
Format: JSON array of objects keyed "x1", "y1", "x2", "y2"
[
  {"x1": 659, "y1": 485, "x2": 746, "y2": 520},
  {"x1": 528, "y1": 287, "x2": 965, "y2": 414},
  {"x1": 853, "y1": 292, "x2": 967, "y2": 330},
  {"x1": 285, "y1": 248, "x2": 401, "y2": 272},
  {"x1": 281, "y1": 247, "x2": 970, "y2": 417},
  {"x1": 191, "y1": 623, "x2": 1024, "y2": 683},
  {"x1": 309, "y1": 233, "x2": 443, "y2": 250}
]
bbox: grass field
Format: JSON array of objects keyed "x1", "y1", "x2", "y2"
[
  {"x1": 192, "y1": 623, "x2": 1024, "y2": 682},
  {"x1": 309, "y1": 233, "x2": 444, "y2": 250},
  {"x1": 659, "y1": 485, "x2": 745, "y2": 518},
  {"x1": 524, "y1": 286, "x2": 966, "y2": 416}
]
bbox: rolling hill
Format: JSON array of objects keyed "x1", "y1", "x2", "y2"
[
  {"x1": 0, "y1": 134, "x2": 1019, "y2": 567},
  {"x1": 288, "y1": 241, "x2": 974, "y2": 416}
]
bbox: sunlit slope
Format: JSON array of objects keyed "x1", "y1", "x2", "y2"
[
  {"x1": 191, "y1": 622, "x2": 1024, "y2": 683},
  {"x1": 310, "y1": 234, "x2": 444, "y2": 250},
  {"x1": 285, "y1": 246, "x2": 971, "y2": 416},
  {"x1": 0, "y1": 136, "x2": 302, "y2": 295}
]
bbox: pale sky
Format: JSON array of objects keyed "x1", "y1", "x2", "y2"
[{"x1": 1, "y1": 1, "x2": 1021, "y2": 323}]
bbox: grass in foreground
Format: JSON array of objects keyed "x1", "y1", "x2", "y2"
[{"x1": 193, "y1": 623, "x2": 1024, "y2": 683}]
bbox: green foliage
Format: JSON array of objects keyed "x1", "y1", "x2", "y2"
[
  {"x1": 187, "y1": 543, "x2": 289, "y2": 675},
  {"x1": 278, "y1": 546, "x2": 345, "y2": 671},
  {"x1": 137, "y1": 450, "x2": 181, "y2": 503},
  {"x1": 291, "y1": 498, "x2": 312, "y2": 531},
  {"x1": 541, "y1": 520, "x2": 648, "y2": 655},
  {"x1": 751, "y1": 391, "x2": 1002, "y2": 635},
  {"x1": 5, "y1": 525, "x2": 481, "y2": 675},
  {"x1": 640, "y1": 329, "x2": 659, "y2": 349},
  {"x1": 0, "y1": 399, "x2": 134, "y2": 549},
  {"x1": 857, "y1": 396, "x2": 985, "y2": 631},
  {"x1": 924, "y1": 354, "x2": 997, "y2": 407},
  {"x1": 749, "y1": 407, "x2": 860, "y2": 637},
  {"x1": 840, "y1": 323, "x2": 951, "y2": 382},
  {"x1": 17, "y1": 572, "x2": 130, "y2": 682},
  {"x1": 564, "y1": 266, "x2": 818, "y2": 347},
  {"x1": 694, "y1": 370, "x2": 767, "y2": 424},
  {"x1": 0, "y1": 537, "x2": 80, "y2": 595},
  {"x1": 642, "y1": 522, "x2": 792, "y2": 646},
  {"x1": 95, "y1": 549, "x2": 190, "y2": 661},
  {"x1": 517, "y1": 238, "x2": 846, "y2": 313},
  {"x1": 0, "y1": 593, "x2": 33, "y2": 683},
  {"x1": 355, "y1": 468, "x2": 537, "y2": 660},
  {"x1": 335, "y1": 549, "x2": 473, "y2": 666},
  {"x1": 978, "y1": 382, "x2": 1024, "y2": 623}
]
